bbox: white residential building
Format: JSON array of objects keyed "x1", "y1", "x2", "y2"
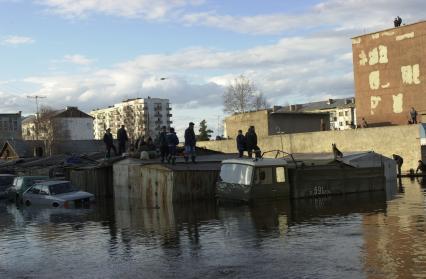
[
  {"x1": 90, "y1": 97, "x2": 172, "y2": 140},
  {"x1": 279, "y1": 97, "x2": 356, "y2": 130},
  {"x1": 22, "y1": 107, "x2": 94, "y2": 140}
]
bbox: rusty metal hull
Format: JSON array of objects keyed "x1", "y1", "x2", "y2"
[
  {"x1": 289, "y1": 165, "x2": 385, "y2": 199},
  {"x1": 216, "y1": 165, "x2": 387, "y2": 202}
]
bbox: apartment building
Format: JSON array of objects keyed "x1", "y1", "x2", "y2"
[
  {"x1": 90, "y1": 97, "x2": 172, "y2": 140},
  {"x1": 0, "y1": 112, "x2": 22, "y2": 140}
]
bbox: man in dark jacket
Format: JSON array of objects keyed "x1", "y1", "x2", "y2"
[
  {"x1": 410, "y1": 107, "x2": 418, "y2": 124},
  {"x1": 236, "y1": 129, "x2": 246, "y2": 158},
  {"x1": 393, "y1": 154, "x2": 404, "y2": 176},
  {"x1": 166, "y1": 127, "x2": 179, "y2": 165},
  {"x1": 117, "y1": 125, "x2": 129, "y2": 155},
  {"x1": 245, "y1": 126, "x2": 260, "y2": 158},
  {"x1": 103, "y1": 128, "x2": 117, "y2": 158},
  {"x1": 184, "y1": 122, "x2": 196, "y2": 163},
  {"x1": 159, "y1": 126, "x2": 169, "y2": 163}
]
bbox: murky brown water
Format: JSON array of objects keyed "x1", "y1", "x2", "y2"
[{"x1": 1, "y1": 178, "x2": 426, "y2": 278}]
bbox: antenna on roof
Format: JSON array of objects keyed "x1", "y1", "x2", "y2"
[{"x1": 27, "y1": 95, "x2": 47, "y2": 140}]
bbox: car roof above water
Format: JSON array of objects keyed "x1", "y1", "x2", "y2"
[
  {"x1": 33, "y1": 180, "x2": 70, "y2": 186},
  {"x1": 222, "y1": 158, "x2": 288, "y2": 167}
]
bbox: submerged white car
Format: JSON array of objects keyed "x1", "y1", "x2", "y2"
[{"x1": 23, "y1": 180, "x2": 94, "y2": 208}]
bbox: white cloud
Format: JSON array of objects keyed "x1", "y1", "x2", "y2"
[
  {"x1": 2, "y1": 35, "x2": 34, "y2": 45},
  {"x1": 14, "y1": 32, "x2": 353, "y2": 121},
  {"x1": 35, "y1": 0, "x2": 426, "y2": 35},
  {"x1": 37, "y1": 0, "x2": 204, "y2": 19},
  {"x1": 63, "y1": 54, "x2": 93, "y2": 65}
]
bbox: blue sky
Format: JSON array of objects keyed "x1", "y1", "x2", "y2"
[{"x1": 1, "y1": 0, "x2": 425, "y2": 136}]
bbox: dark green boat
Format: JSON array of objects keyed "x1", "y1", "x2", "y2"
[{"x1": 216, "y1": 151, "x2": 398, "y2": 202}]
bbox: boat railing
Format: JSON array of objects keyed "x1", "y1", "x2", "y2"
[{"x1": 260, "y1": 150, "x2": 298, "y2": 168}]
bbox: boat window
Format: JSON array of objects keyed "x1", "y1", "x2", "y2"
[
  {"x1": 254, "y1": 168, "x2": 273, "y2": 185},
  {"x1": 276, "y1": 167, "x2": 286, "y2": 183},
  {"x1": 220, "y1": 164, "x2": 253, "y2": 185}
]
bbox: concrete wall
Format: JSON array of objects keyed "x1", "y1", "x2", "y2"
[
  {"x1": 268, "y1": 113, "x2": 330, "y2": 134},
  {"x1": 224, "y1": 110, "x2": 269, "y2": 138},
  {"x1": 56, "y1": 118, "x2": 94, "y2": 140},
  {"x1": 199, "y1": 124, "x2": 422, "y2": 172},
  {"x1": 352, "y1": 21, "x2": 426, "y2": 126}
]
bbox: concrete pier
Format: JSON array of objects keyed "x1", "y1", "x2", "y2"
[{"x1": 113, "y1": 155, "x2": 235, "y2": 206}]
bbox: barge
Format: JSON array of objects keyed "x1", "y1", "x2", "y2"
[{"x1": 216, "y1": 151, "x2": 397, "y2": 202}]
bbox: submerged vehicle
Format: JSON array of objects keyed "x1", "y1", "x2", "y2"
[
  {"x1": 23, "y1": 180, "x2": 94, "y2": 208},
  {"x1": 8, "y1": 176, "x2": 49, "y2": 202},
  {"x1": 216, "y1": 151, "x2": 397, "y2": 202}
]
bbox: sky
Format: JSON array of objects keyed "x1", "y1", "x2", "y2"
[{"x1": 1, "y1": 0, "x2": 426, "y2": 137}]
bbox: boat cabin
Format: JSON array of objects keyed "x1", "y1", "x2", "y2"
[
  {"x1": 216, "y1": 152, "x2": 398, "y2": 202},
  {"x1": 216, "y1": 158, "x2": 290, "y2": 202}
]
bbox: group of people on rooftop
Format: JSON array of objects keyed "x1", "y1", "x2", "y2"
[
  {"x1": 236, "y1": 126, "x2": 261, "y2": 158},
  {"x1": 102, "y1": 122, "x2": 197, "y2": 165}
]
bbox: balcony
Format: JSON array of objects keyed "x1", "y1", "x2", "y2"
[
  {"x1": 167, "y1": 114, "x2": 172, "y2": 117},
  {"x1": 167, "y1": 120, "x2": 173, "y2": 124}
]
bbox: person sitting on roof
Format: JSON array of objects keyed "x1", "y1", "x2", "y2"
[{"x1": 416, "y1": 160, "x2": 426, "y2": 174}]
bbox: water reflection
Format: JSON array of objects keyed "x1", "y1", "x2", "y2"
[{"x1": 1, "y1": 180, "x2": 426, "y2": 278}]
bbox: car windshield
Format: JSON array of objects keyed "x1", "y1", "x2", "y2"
[
  {"x1": 220, "y1": 163, "x2": 253, "y2": 185},
  {"x1": 48, "y1": 182, "x2": 76, "y2": 195},
  {"x1": 0, "y1": 176, "x2": 15, "y2": 186}
]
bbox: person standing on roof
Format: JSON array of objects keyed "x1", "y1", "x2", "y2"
[
  {"x1": 409, "y1": 107, "x2": 418, "y2": 124},
  {"x1": 393, "y1": 154, "x2": 404, "y2": 176},
  {"x1": 166, "y1": 127, "x2": 179, "y2": 165},
  {"x1": 236, "y1": 129, "x2": 246, "y2": 158},
  {"x1": 117, "y1": 125, "x2": 129, "y2": 155},
  {"x1": 245, "y1": 126, "x2": 260, "y2": 158},
  {"x1": 103, "y1": 128, "x2": 117, "y2": 158},
  {"x1": 184, "y1": 122, "x2": 197, "y2": 163},
  {"x1": 159, "y1": 126, "x2": 169, "y2": 163}
]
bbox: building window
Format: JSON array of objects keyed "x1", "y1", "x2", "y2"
[
  {"x1": 339, "y1": 122, "x2": 343, "y2": 126},
  {"x1": 339, "y1": 112, "x2": 343, "y2": 116},
  {"x1": 333, "y1": 117, "x2": 337, "y2": 121},
  {"x1": 345, "y1": 121, "x2": 349, "y2": 125},
  {"x1": 345, "y1": 111, "x2": 349, "y2": 116}
]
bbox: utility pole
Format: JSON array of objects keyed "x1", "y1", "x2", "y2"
[{"x1": 27, "y1": 95, "x2": 46, "y2": 140}]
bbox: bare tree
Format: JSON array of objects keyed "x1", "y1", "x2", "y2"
[
  {"x1": 223, "y1": 75, "x2": 257, "y2": 114},
  {"x1": 38, "y1": 105, "x2": 59, "y2": 156},
  {"x1": 252, "y1": 92, "x2": 269, "y2": 110}
]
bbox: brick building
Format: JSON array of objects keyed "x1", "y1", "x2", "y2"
[{"x1": 352, "y1": 21, "x2": 426, "y2": 126}]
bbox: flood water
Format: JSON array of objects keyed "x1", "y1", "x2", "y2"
[{"x1": 1, "y1": 178, "x2": 426, "y2": 278}]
